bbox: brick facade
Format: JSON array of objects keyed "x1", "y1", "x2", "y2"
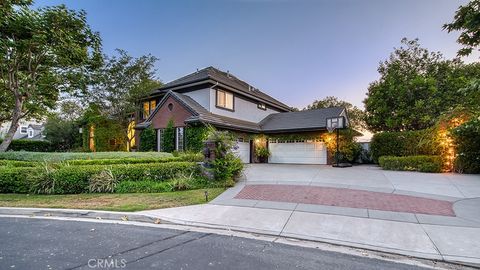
[{"x1": 150, "y1": 96, "x2": 194, "y2": 129}]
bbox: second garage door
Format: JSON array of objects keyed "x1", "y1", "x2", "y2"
[
  {"x1": 234, "y1": 140, "x2": 251, "y2": 163},
  {"x1": 268, "y1": 140, "x2": 327, "y2": 164}
]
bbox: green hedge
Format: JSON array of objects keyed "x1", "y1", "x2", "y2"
[
  {"x1": 452, "y1": 117, "x2": 480, "y2": 174},
  {"x1": 0, "y1": 139, "x2": 53, "y2": 152},
  {"x1": 370, "y1": 130, "x2": 439, "y2": 163},
  {"x1": 378, "y1": 155, "x2": 443, "y2": 173},
  {"x1": 66, "y1": 154, "x2": 202, "y2": 166},
  {"x1": 0, "y1": 162, "x2": 202, "y2": 194},
  {"x1": 0, "y1": 160, "x2": 37, "y2": 167}
]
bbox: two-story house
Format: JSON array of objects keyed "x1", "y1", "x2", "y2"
[{"x1": 134, "y1": 67, "x2": 350, "y2": 164}]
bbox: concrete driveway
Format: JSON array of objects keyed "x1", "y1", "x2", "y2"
[
  {"x1": 242, "y1": 164, "x2": 480, "y2": 199},
  {"x1": 143, "y1": 165, "x2": 480, "y2": 265}
]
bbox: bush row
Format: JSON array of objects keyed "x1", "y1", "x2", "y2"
[
  {"x1": 378, "y1": 155, "x2": 443, "y2": 173},
  {"x1": 0, "y1": 162, "x2": 204, "y2": 194},
  {"x1": 0, "y1": 160, "x2": 37, "y2": 167},
  {"x1": 0, "y1": 139, "x2": 54, "y2": 152},
  {"x1": 0, "y1": 151, "x2": 173, "y2": 162},
  {"x1": 370, "y1": 130, "x2": 439, "y2": 163},
  {"x1": 452, "y1": 116, "x2": 480, "y2": 174}
]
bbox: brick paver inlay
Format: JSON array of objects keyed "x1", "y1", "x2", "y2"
[{"x1": 235, "y1": 185, "x2": 455, "y2": 216}]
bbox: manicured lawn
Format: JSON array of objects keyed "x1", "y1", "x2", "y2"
[
  {"x1": 0, "y1": 151, "x2": 172, "y2": 162},
  {"x1": 0, "y1": 188, "x2": 224, "y2": 212}
]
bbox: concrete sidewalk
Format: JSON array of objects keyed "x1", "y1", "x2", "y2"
[
  {"x1": 140, "y1": 165, "x2": 480, "y2": 267},
  {"x1": 140, "y1": 202, "x2": 480, "y2": 266}
]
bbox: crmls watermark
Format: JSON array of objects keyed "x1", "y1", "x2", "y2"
[{"x1": 87, "y1": 258, "x2": 127, "y2": 269}]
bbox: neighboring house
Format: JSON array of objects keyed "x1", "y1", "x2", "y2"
[
  {"x1": 0, "y1": 121, "x2": 46, "y2": 141},
  {"x1": 135, "y1": 66, "x2": 350, "y2": 164}
]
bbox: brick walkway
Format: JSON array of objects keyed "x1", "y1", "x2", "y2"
[{"x1": 235, "y1": 185, "x2": 455, "y2": 216}]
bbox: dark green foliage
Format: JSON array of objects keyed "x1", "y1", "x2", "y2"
[
  {"x1": 379, "y1": 156, "x2": 443, "y2": 173},
  {"x1": 44, "y1": 115, "x2": 82, "y2": 151},
  {"x1": 206, "y1": 127, "x2": 244, "y2": 183},
  {"x1": 185, "y1": 125, "x2": 208, "y2": 152},
  {"x1": 444, "y1": 0, "x2": 480, "y2": 57},
  {"x1": 0, "y1": 160, "x2": 37, "y2": 167},
  {"x1": 139, "y1": 127, "x2": 156, "y2": 151},
  {"x1": 0, "y1": 161, "x2": 202, "y2": 194},
  {"x1": 0, "y1": 139, "x2": 53, "y2": 152},
  {"x1": 81, "y1": 106, "x2": 127, "y2": 152},
  {"x1": 452, "y1": 116, "x2": 480, "y2": 173},
  {"x1": 0, "y1": 167, "x2": 35, "y2": 193},
  {"x1": 370, "y1": 130, "x2": 439, "y2": 163},
  {"x1": 364, "y1": 38, "x2": 480, "y2": 132},
  {"x1": 161, "y1": 119, "x2": 176, "y2": 153}
]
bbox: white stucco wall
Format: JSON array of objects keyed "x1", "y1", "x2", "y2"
[
  {"x1": 183, "y1": 88, "x2": 210, "y2": 110},
  {"x1": 208, "y1": 88, "x2": 279, "y2": 123}
]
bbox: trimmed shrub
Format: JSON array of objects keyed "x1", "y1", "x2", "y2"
[
  {"x1": 0, "y1": 139, "x2": 53, "y2": 152},
  {"x1": 185, "y1": 125, "x2": 208, "y2": 152},
  {"x1": 139, "y1": 127, "x2": 156, "y2": 151},
  {"x1": 379, "y1": 155, "x2": 443, "y2": 173},
  {"x1": 161, "y1": 119, "x2": 175, "y2": 153},
  {"x1": 0, "y1": 161, "x2": 202, "y2": 194},
  {"x1": 0, "y1": 167, "x2": 36, "y2": 193},
  {"x1": 370, "y1": 129, "x2": 439, "y2": 163},
  {"x1": 0, "y1": 160, "x2": 37, "y2": 167},
  {"x1": 452, "y1": 116, "x2": 480, "y2": 174}
]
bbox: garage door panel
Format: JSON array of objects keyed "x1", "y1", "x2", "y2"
[
  {"x1": 234, "y1": 141, "x2": 250, "y2": 163},
  {"x1": 269, "y1": 142, "x2": 327, "y2": 164}
]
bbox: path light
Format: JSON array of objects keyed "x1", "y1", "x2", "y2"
[{"x1": 204, "y1": 190, "x2": 209, "y2": 202}]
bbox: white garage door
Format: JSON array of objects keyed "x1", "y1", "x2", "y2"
[
  {"x1": 234, "y1": 141, "x2": 250, "y2": 163},
  {"x1": 269, "y1": 140, "x2": 327, "y2": 164}
]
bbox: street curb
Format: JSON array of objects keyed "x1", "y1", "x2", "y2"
[
  {"x1": 0, "y1": 207, "x2": 172, "y2": 225},
  {"x1": 1, "y1": 207, "x2": 478, "y2": 269}
]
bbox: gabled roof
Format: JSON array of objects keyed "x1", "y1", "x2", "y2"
[
  {"x1": 137, "y1": 91, "x2": 347, "y2": 134},
  {"x1": 152, "y1": 67, "x2": 291, "y2": 112},
  {"x1": 260, "y1": 107, "x2": 346, "y2": 133}
]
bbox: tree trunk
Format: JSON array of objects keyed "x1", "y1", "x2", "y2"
[{"x1": 0, "y1": 98, "x2": 23, "y2": 152}]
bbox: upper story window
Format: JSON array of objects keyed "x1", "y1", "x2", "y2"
[
  {"x1": 27, "y1": 129, "x2": 34, "y2": 138},
  {"x1": 20, "y1": 126, "x2": 28, "y2": 134},
  {"x1": 142, "y1": 100, "x2": 157, "y2": 119},
  {"x1": 257, "y1": 103, "x2": 266, "y2": 110},
  {"x1": 216, "y1": 90, "x2": 234, "y2": 111}
]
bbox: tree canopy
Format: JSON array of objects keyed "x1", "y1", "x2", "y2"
[
  {"x1": 363, "y1": 38, "x2": 480, "y2": 132},
  {"x1": 0, "y1": 1, "x2": 102, "y2": 151},
  {"x1": 444, "y1": 0, "x2": 480, "y2": 57}
]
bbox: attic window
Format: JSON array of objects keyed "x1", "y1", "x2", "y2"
[
  {"x1": 258, "y1": 103, "x2": 266, "y2": 110},
  {"x1": 168, "y1": 103, "x2": 173, "y2": 111},
  {"x1": 216, "y1": 90, "x2": 234, "y2": 111}
]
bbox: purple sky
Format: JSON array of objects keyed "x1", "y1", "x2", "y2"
[{"x1": 35, "y1": 0, "x2": 476, "y2": 109}]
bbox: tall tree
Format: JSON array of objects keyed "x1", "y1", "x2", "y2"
[
  {"x1": 0, "y1": 2, "x2": 102, "y2": 151},
  {"x1": 444, "y1": 0, "x2": 480, "y2": 57},
  {"x1": 83, "y1": 49, "x2": 161, "y2": 150},
  {"x1": 363, "y1": 38, "x2": 480, "y2": 132},
  {"x1": 305, "y1": 96, "x2": 365, "y2": 131}
]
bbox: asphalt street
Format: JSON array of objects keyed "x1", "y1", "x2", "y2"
[{"x1": 0, "y1": 217, "x2": 434, "y2": 270}]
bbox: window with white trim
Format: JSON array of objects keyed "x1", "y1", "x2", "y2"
[
  {"x1": 216, "y1": 90, "x2": 234, "y2": 110},
  {"x1": 176, "y1": 127, "x2": 184, "y2": 151},
  {"x1": 27, "y1": 129, "x2": 34, "y2": 138},
  {"x1": 20, "y1": 126, "x2": 28, "y2": 134},
  {"x1": 157, "y1": 129, "x2": 164, "y2": 152}
]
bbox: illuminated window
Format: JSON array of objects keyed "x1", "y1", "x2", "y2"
[
  {"x1": 89, "y1": 125, "x2": 95, "y2": 152},
  {"x1": 258, "y1": 103, "x2": 266, "y2": 110},
  {"x1": 142, "y1": 100, "x2": 157, "y2": 119},
  {"x1": 216, "y1": 90, "x2": 234, "y2": 110},
  {"x1": 127, "y1": 121, "x2": 135, "y2": 151},
  {"x1": 143, "y1": 102, "x2": 150, "y2": 119}
]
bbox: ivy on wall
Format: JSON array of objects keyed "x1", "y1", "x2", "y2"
[
  {"x1": 185, "y1": 124, "x2": 208, "y2": 152},
  {"x1": 161, "y1": 119, "x2": 176, "y2": 153},
  {"x1": 139, "y1": 127, "x2": 156, "y2": 151},
  {"x1": 81, "y1": 114, "x2": 126, "y2": 152}
]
